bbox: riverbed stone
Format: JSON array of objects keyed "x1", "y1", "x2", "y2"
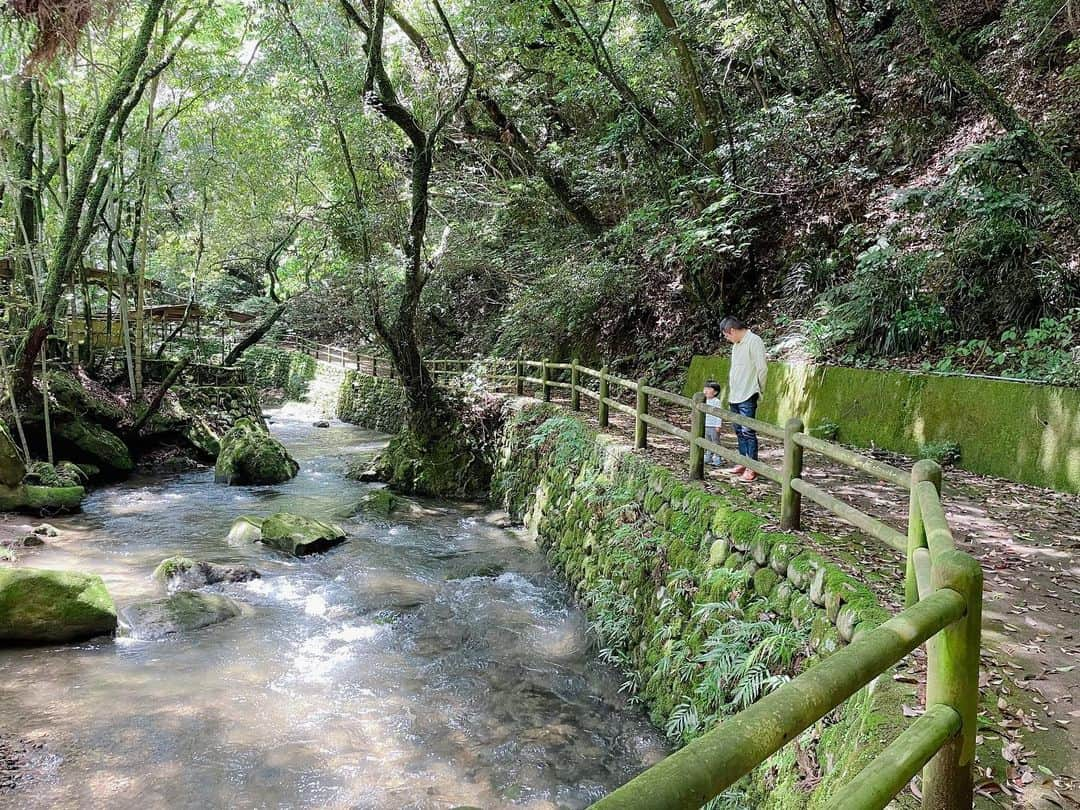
[
  {"x1": 214, "y1": 418, "x2": 299, "y2": 485},
  {"x1": 227, "y1": 515, "x2": 264, "y2": 545},
  {"x1": 0, "y1": 568, "x2": 117, "y2": 644},
  {"x1": 153, "y1": 556, "x2": 261, "y2": 593},
  {"x1": 31, "y1": 524, "x2": 59, "y2": 537},
  {"x1": 119, "y1": 591, "x2": 244, "y2": 639},
  {"x1": 0, "y1": 483, "x2": 84, "y2": 514},
  {"x1": 353, "y1": 488, "x2": 397, "y2": 516},
  {"x1": 259, "y1": 513, "x2": 346, "y2": 556}
]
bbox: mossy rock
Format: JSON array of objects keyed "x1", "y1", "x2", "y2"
[
  {"x1": 752, "y1": 567, "x2": 780, "y2": 596},
  {"x1": 54, "y1": 420, "x2": 133, "y2": 473},
  {"x1": 0, "y1": 483, "x2": 84, "y2": 514},
  {"x1": 729, "y1": 512, "x2": 765, "y2": 550},
  {"x1": 722, "y1": 551, "x2": 746, "y2": 570},
  {"x1": 119, "y1": 591, "x2": 244, "y2": 640},
  {"x1": 0, "y1": 567, "x2": 117, "y2": 644},
  {"x1": 259, "y1": 513, "x2": 346, "y2": 556},
  {"x1": 379, "y1": 423, "x2": 492, "y2": 500},
  {"x1": 0, "y1": 423, "x2": 26, "y2": 487},
  {"x1": 227, "y1": 515, "x2": 264, "y2": 545},
  {"x1": 770, "y1": 539, "x2": 801, "y2": 574},
  {"x1": 214, "y1": 417, "x2": 299, "y2": 485},
  {"x1": 769, "y1": 581, "x2": 795, "y2": 613},
  {"x1": 353, "y1": 488, "x2": 398, "y2": 516},
  {"x1": 152, "y1": 556, "x2": 261, "y2": 593},
  {"x1": 789, "y1": 593, "x2": 817, "y2": 629},
  {"x1": 750, "y1": 531, "x2": 783, "y2": 565},
  {"x1": 707, "y1": 536, "x2": 731, "y2": 567},
  {"x1": 787, "y1": 551, "x2": 824, "y2": 591}
]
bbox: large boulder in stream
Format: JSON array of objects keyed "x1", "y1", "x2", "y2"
[
  {"x1": 0, "y1": 568, "x2": 117, "y2": 644},
  {"x1": 54, "y1": 420, "x2": 134, "y2": 473},
  {"x1": 226, "y1": 515, "x2": 265, "y2": 545},
  {"x1": 0, "y1": 424, "x2": 25, "y2": 486},
  {"x1": 153, "y1": 556, "x2": 261, "y2": 593},
  {"x1": 214, "y1": 418, "x2": 299, "y2": 485},
  {"x1": 119, "y1": 591, "x2": 245, "y2": 640},
  {"x1": 0, "y1": 426, "x2": 84, "y2": 513},
  {"x1": 259, "y1": 513, "x2": 346, "y2": 556}
]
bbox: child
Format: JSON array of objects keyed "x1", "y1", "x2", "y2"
[{"x1": 703, "y1": 380, "x2": 723, "y2": 466}]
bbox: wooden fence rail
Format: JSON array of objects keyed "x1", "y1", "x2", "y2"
[{"x1": 279, "y1": 340, "x2": 983, "y2": 810}]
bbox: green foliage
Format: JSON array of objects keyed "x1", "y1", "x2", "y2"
[
  {"x1": 918, "y1": 440, "x2": 962, "y2": 466},
  {"x1": 240, "y1": 348, "x2": 316, "y2": 398}
]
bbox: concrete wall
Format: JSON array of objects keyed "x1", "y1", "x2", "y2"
[{"x1": 685, "y1": 356, "x2": 1079, "y2": 493}]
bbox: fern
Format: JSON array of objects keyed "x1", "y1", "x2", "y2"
[{"x1": 665, "y1": 701, "x2": 701, "y2": 740}]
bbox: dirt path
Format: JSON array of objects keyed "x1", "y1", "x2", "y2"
[{"x1": 536, "y1": 387, "x2": 1080, "y2": 809}]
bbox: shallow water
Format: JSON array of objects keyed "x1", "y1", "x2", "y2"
[{"x1": 0, "y1": 410, "x2": 666, "y2": 809}]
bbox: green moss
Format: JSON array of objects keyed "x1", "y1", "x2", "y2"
[
  {"x1": 728, "y1": 512, "x2": 766, "y2": 550},
  {"x1": 337, "y1": 371, "x2": 406, "y2": 432},
  {"x1": 214, "y1": 417, "x2": 299, "y2": 485},
  {"x1": 241, "y1": 346, "x2": 316, "y2": 398},
  {"x1": 0, "y1": 567, "x2": 117, "y2": 644},
  {"x1": 54, "y1": 420, "x2": 133, "y2": 472}
]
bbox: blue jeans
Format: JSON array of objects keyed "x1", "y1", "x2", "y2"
[{"x1": 730, "y1": 395, "x2": 759, "y2": 461}]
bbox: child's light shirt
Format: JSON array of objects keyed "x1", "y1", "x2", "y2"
[{"x1": 705, "y1": 396, "x2": 722, "y2": 427}]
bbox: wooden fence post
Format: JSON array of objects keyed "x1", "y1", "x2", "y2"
[
  {"x1": 635, "y1": 378, "x2": 648, "y2": 449},
  {"x1": 515, "y1": 353, "x2": 524, "y2": 396},
  {"x1": 923, "y1": 549, "x2": 981, "y2": 810},
  {"x1": 598, "y1": 366, "x2": 609, "y2": 427},
  {"x1": 906, "y1": 459, "x2": 942, "y2": 608},
  {"x1": 372, "y1": 356, "x2": 379, "y2": 378},
  {"x1": 541, "y1": 358, "x2": 551, "y2": 402},
  {"x1": 570, "y1": 359, "x2": 580, "y2": 410},
  {"x1": 690, "y1": 392, "x2": 705, "y2": 480},
  {"x1": 780, "y1": 417, "x2": 805, "y2": 530}
]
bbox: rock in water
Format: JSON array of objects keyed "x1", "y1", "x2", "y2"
[
  {"x1": 153, "y1": 556, "x2": 261, "y2": 593},
  {"x1": 353, "y1": 488, "x2": 397, "y2": 516},
  {"x1": 0, "y1": 568, "x2": 117, "y2": 644},
  {"x1": 214, "y1": 418, "x2": 299, "y2": 485},
  {"x1": 259, "y1": 513, "x2": 346, "y2": 556},
  {"x1": 119, "y1": 592, "x2": 244, "y2": 640},
  {"x1": 226, "y1": 515, "x2": 265, "y2": 545},
  {"x1": 312, "y1": 420, "x2": 330, "y2": 428}
]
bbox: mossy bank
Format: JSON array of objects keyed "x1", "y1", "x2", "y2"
[{"x1": 491, "y1": 401, "x2": 915, "y2": 807}]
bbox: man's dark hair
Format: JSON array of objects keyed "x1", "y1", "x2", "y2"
[{"x1": 719, "y1": 316, "x2": 745, "y2": 333}]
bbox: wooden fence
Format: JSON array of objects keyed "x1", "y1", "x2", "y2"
[{"x1": 282, "y1": 341, "x2": 983, "y2": 810}]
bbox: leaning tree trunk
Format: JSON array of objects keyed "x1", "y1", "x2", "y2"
[
  {"x1": 909, "y1": 0, "x2": 1080, "y2": 220},
  {"x1": 224, "y1": 304, "x2": 287, "y2": 366}
]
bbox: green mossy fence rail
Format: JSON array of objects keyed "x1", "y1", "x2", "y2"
[{"x1": 282, "y1": 340, "x2": 984, "y2": 810}]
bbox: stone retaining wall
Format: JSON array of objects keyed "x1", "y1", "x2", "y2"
[{"x1": 492, "y1": 400, "x2": 915, "y2": 808}]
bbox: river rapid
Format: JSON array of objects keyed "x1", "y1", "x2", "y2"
[{"x1": 0, "y1": 406, "x2": 666, "y2": 809}]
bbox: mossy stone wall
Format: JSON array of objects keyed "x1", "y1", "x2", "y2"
[
  {"x1": 492, "y1": 401, "x2": 914, "y2": 807},
  {"x1": 685, "y1": 355, "x2": 1079, "y2": 492},
  {"x1": 336, "y1": 371, "x2": 406, "y2": 433},
  {"x1": 241, "y1": 347, "x2": 316, "y2": 400}
]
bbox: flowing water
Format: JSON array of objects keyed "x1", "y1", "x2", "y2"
[{"x1": 0, "y1": 409, "x2": 666, "y2": 809}]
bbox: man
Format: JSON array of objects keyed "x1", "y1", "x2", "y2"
[{"x1": 719, "y1": 316, "x2": 768, "y2": 482}]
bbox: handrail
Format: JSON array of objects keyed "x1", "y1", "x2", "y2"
[
  {"x1": 279, "y1": 338, "x2": 984, "y2": 810},
  {"x1": 591, "y1": 587, "x2": 968, "y2": 809}
]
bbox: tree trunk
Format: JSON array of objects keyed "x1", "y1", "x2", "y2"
[
  {"x1": 130, "y1": 354, "x2": 192, "y2": 434},
  {"x1": 12, "y1": 0, "x2": 166, "y2": 396},
  {"x1": 224, "y1": 304, "x2": 287, "y2": 366},
  {"x1": 909, "y1": 0, "x2": 1080, "y2": 220},
  {"x1": 646, "y1": 0, "x2": 717, "y2": 154},
  {"x1": 9, "y1": 76, "x2": 39, "y2": 316},
  {"x1": 474, "y1": 90, "x2": 604, "y2": 235}
]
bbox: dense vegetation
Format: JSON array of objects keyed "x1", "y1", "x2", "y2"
[{"x1": 1, "y1": 0, "x2": 1077, "y2": 406}]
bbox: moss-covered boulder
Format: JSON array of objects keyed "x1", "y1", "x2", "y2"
[
  {"x1": 0, "y1": 424, "x2": 26, "y2": 486},
  {"x1": 259, "y1": 513, "x2": 346, "y2": 556},
  {"x1": 119, "y1": 591, "x2": 244, "y2": 640},
  {"x1": 0, "y1": 568, "x2": 117, "y2": 644},
  {"x1": 226, "y1": 515, "x2": 265, "y2": 545},
  {"x1": 54, "y1": 420, "x2": 134, "y2": 473},
  {"x1": 0, "y1": 483, "x2": 84, "y2": 514},
  {"x1": 152, "y1": 556, "x2": 261, "y2": 593},
  {"x1": 214, "y1": 418, "x2": 299, "y2": 485},
  {"x1": 352, "y1": 488, "x2": 398, "y2": 516}
]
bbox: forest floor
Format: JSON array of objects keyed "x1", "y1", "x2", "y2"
[{"x1": 535, "y1": 388, "x2": 1080, "y2": 810}]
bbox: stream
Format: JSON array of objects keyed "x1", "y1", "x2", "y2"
[{"x1": 0, "y1": 405, "x2": 666, "y2": 809}]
